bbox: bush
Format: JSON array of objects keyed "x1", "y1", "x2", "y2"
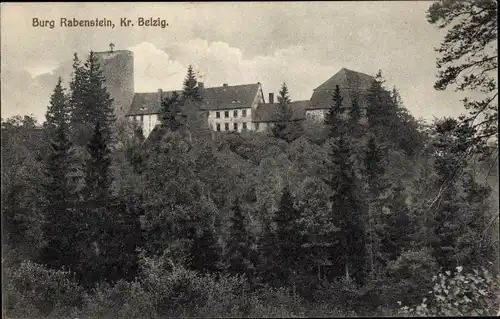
[
  {"x1": 3, "y1": 261, "x2": 83, "y2": 318},
  {"x1": 398, "y1": 266, "x2": 500, "y2": 316},
  {"x1": 79, "y1": 279, "x2": 156, "y2": 319},
  {"x1": 379, "y1": 248, "x2": 439, "y2": 307}
]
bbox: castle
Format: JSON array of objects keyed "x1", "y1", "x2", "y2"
[{"x1": 95, "y1": 49, "x2": 376, "y2": 139}]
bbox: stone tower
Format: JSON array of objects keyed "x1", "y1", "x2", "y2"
[{"x1": 94, "y1": 50, "x2": 134, "y2": 121}]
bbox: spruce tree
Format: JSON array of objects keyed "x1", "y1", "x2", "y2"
[
  {"x1": 41, "y1": 78, "x2": 77, "y2": 268},
  {"x1": 83, "y1": 121, "x2": 112, "y2": 206},
  {"x1": 274, "y1": 187, "x2": 303, "y2": 285},
  {"x1": 160, "y1": 91, "x2": 182, "y2": 131},
  {"x1": 225, "y1": 199, "x2": 255, "y2": 284},
  {"x1": 325, "y1": 85, "x2": 366, "y2": 283},
  {"x1": 324, "y1": 85, "x2": 344, "y2": 136},
  {"x1": 69, "y1": 51, "x2": 115, "y2": 146},
  {"x1": 363, "y1": 135, "x2": 391, "y2": 279},
  {"x1": 182, "y1": 65, "x2": 201, "y2": 101},
  {"x1": 272, "y1": 83, "x2": 299, "y2": 142}
]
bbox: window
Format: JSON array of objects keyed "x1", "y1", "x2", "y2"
[
  {"x1": 224, "y1": 111, "x2": 229, "y2": 118},
  {"x1": 225, "y1": 123, "x2": 229, "y2": 131},
  {"x1": 242, "y1": 122, "x2": 247, "y2": 130},
  {"x1": 233, "y1": 123, "x2": 238, "y2": 131},
  {"x1": 140, "y1": 115, "x2": 144, "y2": 122},
  {"x1": 242, "y1": 109, "x2": 247, "y2": 117},
  {"x1": 233, "y1": 110, "x2": 238, "y2": 117},
  {"x1": 216, "y1": 123, "x2": 221, "y2": 131},
  {"x1": 255, "y1": 123, "x2": 260, "y2": 130},
  {"x1": 216, "y1": 111, "x2": 220, "y2": 119}
]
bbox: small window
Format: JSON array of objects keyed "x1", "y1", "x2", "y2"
[
  {"x1": 233, "y1": 110, "x2": 238, "y2": 117},
  {"x1": 255, "y1": 123, "x2": 260, "y2": 130},
  {"x1": 216, "y1": 123, "x2": 221, "y2": 131},
  {"x1": 140, "y1": 115, "x2": 144, "y2": 122},
  {"x1": 242, "y1": 109, "x2": 247, "y2": 117},
  {"x1": 225, "y1": 123, "x2": 229, "y2": 131},
  {"x1": 242, "y1": 122, "x2": 247, "y2": 130},
  {"x1": 224, "y1": 111, "x2": 229, "y2": 118},
  {"x1": 216, "y1": 111, "x2": 220, "y2": 118},
  {"x1": 233, "y1": 123, "x2": 238, "y2": 131}
]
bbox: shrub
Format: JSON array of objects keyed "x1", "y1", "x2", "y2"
[
  {"x1": 79, "y1": 279, "x2": 156, "y2": 319},
  {"x1": 3, "y1": 261, "x2": 83, "y2": 318},
  {"x1": 398, "y1": 266, "x2": 500, "y2": 316}
]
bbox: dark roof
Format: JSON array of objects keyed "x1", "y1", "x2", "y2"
[
  {"x1": 309, "y1": 68, "x2": 375, "y2": 110},
  {"x1": 314, "y1": 68, "x2": 375, "y2": 92},
  {"x1": 126, "y1": 83, "x2": 260, "y2": 116},
  {"x1": 253, "y1": 100, "x2": 309, "y2": 122}
]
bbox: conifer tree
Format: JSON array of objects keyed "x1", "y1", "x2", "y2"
[
  {"x1": 349, "y1": 95, "x2": 362, "y2": 128},
  {"x1": 363, "y1": 135, "x2": 391, "y2": 278},
  {"x1": 69, "y1": 51, "x2": 115, "y2": 146},
  {"x1": 182, "y1": 65, "x2": 201, "y2": 101},
  {"x1": 324, "y1": 85, "x2": 344, "y2": 137},
  {"x1": 257, "y1": 216, "x2": 279, "y2": 286},
  {"x1": 272, "y1": 82, "x2": 298, "y2": 142},
  {"x1": 380, "y1": 182, "x2": 413, "y2": 262},
  {"x1": 225, "y1": 199, "x2": 255, "y2": 284},
  {"x1": 41, "y1": 78, "x2": 77, "y2": 267},
  {"x1": 325, "y1": 85, "x2": 366, "y2": 283},
  {"x1": 83, "y1": 121, "x2": 112, "y2": 206},
  {"x1": 160, "y1": 91, "x2": 182, "y2": 131},
  {"x1": 274, "y1": 187, "x2": 303, "y2": 285}
]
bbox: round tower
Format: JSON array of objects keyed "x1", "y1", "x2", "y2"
[{"x1": 94, "y1": 49, "x2": 135, "y2": 121}]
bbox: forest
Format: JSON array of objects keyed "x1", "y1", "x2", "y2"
[{"x1": 2, "y1": 1, "x2": 499, "y2": 318}]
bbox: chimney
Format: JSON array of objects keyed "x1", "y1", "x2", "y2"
[
  {"x1": 223, "y1": 83, "x2": 228, "y2": 88},
  {"x1": 158, "y1": 89, "x2": 163, "y2": 106},
  {"x1": 198, "y1": 82, "x2": 204, "y2": 93},
  {"x1": 269, "y1": 93, "x2": 274, "y2": 104}
]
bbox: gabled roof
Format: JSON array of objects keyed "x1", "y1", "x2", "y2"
[
  {"x1": 314, "y1": 68, "x2": 375, "y2": 92},
  {"x1": 126, "y1": 83, "x2": 260, "y2": 116},
  {"x1": 253, "y1": 100, "x2": 309, "y2": 122},
  {"x1": 308, "y1": 68, "x2": 375, "y2": 110}
]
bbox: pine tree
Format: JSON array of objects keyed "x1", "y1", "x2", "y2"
[
  {"x1": 190, "y1": 225, "x2": 222, "y2": 274},
  {"x1": 274, "y1": 187, "x2": 303, "y2": 285},
  {"x1": 160, "y1": 91, "x2": 182, "y2": 131},
  {"x1": 363, "y1": 136, "x2": 391, "y2": 278},
  {"x1": 324, "y1": 86, "x2": 366, "y2": 283},
  {"x1": 381, "y1": 182, "x2": 413, "y2": 262},
  {"x1": 225, "y1": 199, "x2": 255, "y2": 284},
  {"x1": 41, "y1": 78, "x2": 77, "y2": 268},
  {"x1": 69, "y1": 51, "x2": 115, "y2": 146},
  {"x1": 349, "y1": 95, "x2": 362, "y2": 127},
  {"x1": 272, "y1": 82, "x2": 298, "y2": 142},
  {"x1": 182, "y1": 65, "x2": 201, "y2": 101},
  {"x1": 83, "y1": 121, "x2": 112, "y2": 206},
  {"x1": 257, "y1": 216, "x2": 278, "y2": 286}
]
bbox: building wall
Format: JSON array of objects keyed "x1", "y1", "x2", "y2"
[
  {"x1": 305, "y1": 109, "x2": 328, "y2": 122},
  {"x1": 208, "y1": 108, "x2": 253, "y2": 132},
  {"x1": 95, "y1": 50, "x2": 135, "y2": 121},
  {"x1": 127, "y1": 113, "x2": 159, "y2": 138}
]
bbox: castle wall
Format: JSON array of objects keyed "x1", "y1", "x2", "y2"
[{"x1": 95, "y1": 50, "x2": 135, "y2": 121}]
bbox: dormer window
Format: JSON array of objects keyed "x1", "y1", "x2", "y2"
[
  {"x1": 231, "y1": 100, "x2": 240, "y2": 103},
  {"x1": 139, "y1": 107, "x2": 147, "y2": 111}
]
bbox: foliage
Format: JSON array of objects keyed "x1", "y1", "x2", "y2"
[
  {"x1": 3, "y1": 261, "x2": 84, "y2": 318},
  {"x1": 399, "y1": 266, "x2": 499, "y2": 317},
  {"x1": 427, "y1": 0, "x2": 498, "y2": 156}
]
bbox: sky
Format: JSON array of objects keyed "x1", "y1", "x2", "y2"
[{"x1": 0, "y1": 1, "x2": 483, "y2": 124}]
